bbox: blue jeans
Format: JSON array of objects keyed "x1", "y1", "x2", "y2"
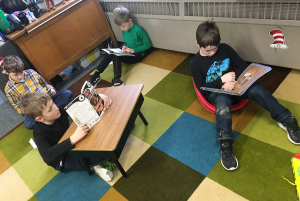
[
  {"x1": 24, "y1": 89, "x2": 73, "y2": 130},
  {"x1": 206, "y1": 82, "x2": 291, "y2": 140}
]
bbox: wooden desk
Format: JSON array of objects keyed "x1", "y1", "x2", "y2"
[
  {"x1": 5, "y1": 0, "x2": 117, "y2": 84},
  {"x1": 59, "y1": 84, "x2": 148, "y2": 178}
]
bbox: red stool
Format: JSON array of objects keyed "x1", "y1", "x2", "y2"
[{"x1": 192, "y1": 79, "x2": 249, "y2": 113}]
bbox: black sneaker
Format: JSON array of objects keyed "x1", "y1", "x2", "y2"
[
  {"x1": 110, "y1": 78, "x2": 124, "y2": 87},
  {"x1": 278, "y1": 116, "x2": 300, "y2": 145},
  {"x1": 91, "y1": 76, "x2": 101, "y2": 87},
  {"x1": 220, "y1": 141, "x2": 238, "y2": 171}
]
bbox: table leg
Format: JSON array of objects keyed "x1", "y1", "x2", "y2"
[
  {"x1": 138, "y1": 111, "x2": 148, "y2": 125},
  {"x1": 113, "y1": 159, "x2": 128, "y2": 178}
]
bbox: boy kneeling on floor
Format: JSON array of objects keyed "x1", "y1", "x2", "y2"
[{"x1": 20, "y1": 91, "x2": 114, "y2": 181}]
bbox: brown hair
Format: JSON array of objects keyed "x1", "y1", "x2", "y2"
[
  {"x1": 3, "y1": 55, "x2": 24, "y2": 73},
  {"x1": 114, "y1": 6, "x2": 131, "y2": 26},
  {"x1": 196, "y1": 21, "x2": 221, "y2": 48},
  {"x1": 20, "y1": 92, "x2": 51, "y2": 119}
]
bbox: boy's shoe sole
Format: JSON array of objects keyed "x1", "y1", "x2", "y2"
[
  {"x1": 278, "y1": 122, "x2": 300, "y2": 145},
  {"x1": 94, "y1": 165, "x2": 114, "y2": 181},
  {"x1": 220, "y1": 153, "x2": 238, "y2": 171}
]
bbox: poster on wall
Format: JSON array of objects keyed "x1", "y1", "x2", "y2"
[{"x1": 269, "y1": 29, "x2": 289, "y2": 49}]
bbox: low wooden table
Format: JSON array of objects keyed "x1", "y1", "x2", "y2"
[{"x1": 59, "y1": 84, "x2": 148, "y2": 178}]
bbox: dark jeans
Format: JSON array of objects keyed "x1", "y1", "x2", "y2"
[
  {"x1": 206, "y1": 82, "x2": 291, "y2": 140},
  {"x1": 55, "y1": 156, "x2": 104, "y2": 172},
  {"x1": 24, "y1": 89, "x2": 73, "y2": 130},
  {"x1": 95, "y1": 52, "x2": 144, "y2": 79}
]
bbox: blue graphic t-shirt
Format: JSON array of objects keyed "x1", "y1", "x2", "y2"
[
  {"x1": 206, "y1": 58, "x2": 230, "y2": 83},
  {"x1": 189, "y1": 43, "x2": 248, "y2": 95}
]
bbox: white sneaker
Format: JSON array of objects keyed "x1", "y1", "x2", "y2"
[{"x1": 93, "y1": 165, "x2": 114, "y2": 181}]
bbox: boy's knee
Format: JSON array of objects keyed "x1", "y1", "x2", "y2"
[{"x1": 247, "y1": 82, "x2": 264, "y2": 97}]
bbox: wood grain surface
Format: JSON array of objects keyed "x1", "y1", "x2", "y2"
[{"x1": 59, "y1": 84, "x2": 143, "y2": 151}]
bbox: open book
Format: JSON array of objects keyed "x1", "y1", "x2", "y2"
[
  {"x1": 64, "y1": 81, "x2": 105, "y2": 128},
  {"x1": 200, "y1": 63, "x2": 272, "y2": 96},
  {"x1": 102, "y1": 48, "x2": 135, "y2": 56}
]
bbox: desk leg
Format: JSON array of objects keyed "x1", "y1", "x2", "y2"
[
  {"x1": 138, "y1": 111, "x2": 148, "y2": 125},
  {"x1": 113, "y1": 159, "x2": 128, "y2": 178}
]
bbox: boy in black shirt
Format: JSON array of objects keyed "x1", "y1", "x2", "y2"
[
  {"x1": 20, "y1": 92, "x2": 114, "y2": 181},
  {"x1": 190, "y1": 21, "x2": 300, "y2": 171}
]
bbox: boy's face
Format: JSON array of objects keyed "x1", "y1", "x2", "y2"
[
  {"x1": 196, "y1": 41, "x2": 218, "y2": 57},
  {"x1": 120, "y1": 19, "x2": 132, "y2": 31},
  {"x1": 36, "y1": 100, "x2": 61, "y2": 124},
  {"x1": 5, "y1": 71, "x2": 24, "y2": 82}
]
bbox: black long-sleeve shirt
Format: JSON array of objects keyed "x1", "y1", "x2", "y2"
[
  {"x1": 33, "y1": 109, "x2": 74, "y2": 168},
  {"x1": 189, "y1": 43, "x2": 248, "y2": 95}
]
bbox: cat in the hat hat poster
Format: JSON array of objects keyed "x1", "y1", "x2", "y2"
[{"x1": 269, "y1": 29, "x2": 288, "y2": 49}]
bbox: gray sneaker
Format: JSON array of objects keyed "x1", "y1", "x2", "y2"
[
  {"x1": 220, "y1": 141, "x2": 238, "y2": 171},
  {"x1": 278, "y1": 116, "x2": 300, "y2": 145},
  {"x1": 93, "y1": 165, "x2": 114, "y2": 181},
  {"x1": 110, "y1": 78, "x2": 124, "y2": 87},
  {"x1": 91, "y1": 76, "x2": 101, "y2": 87}
]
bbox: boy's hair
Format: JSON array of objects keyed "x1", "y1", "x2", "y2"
[
  {"x1": 196, "y1": 21, "x2": 221, "y2": 48},
  {"x1": 114, "y1": 6, "x2": 131, "y2": 26},
  {"x1": 20, "y1": 92, "x2": 51, "y2": 119},
  {"x1": 3, "y1": 55, "x2": 24, "y2": 74}
]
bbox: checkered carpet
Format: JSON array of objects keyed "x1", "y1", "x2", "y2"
[{"x1": 1, "y1": 48, "x2": 300, "y2": 201}]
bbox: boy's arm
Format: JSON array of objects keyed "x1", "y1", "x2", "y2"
[
  {"x1": 226, "y1": 45, "x2": 248, "y2": 78},
  {"x1": 33, "y1": 70, "x2": 54, "y2": 91},
  {"x1": 5, "y1": 91, "x2": 21, "y2": 113},
  {"x1": 190, "y1": 61, "x2": 223, "y2": 95},
  {"x1": 35, "y1": 135, "x2": 74, "y2": 165},
  {"x1": 132, "y1": 28, "x2": 151, "y2": 53}
]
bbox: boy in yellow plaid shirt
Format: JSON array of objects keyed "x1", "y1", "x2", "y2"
[{"x1": 4, "y1": 55, "x2": 73, "y2": 130}]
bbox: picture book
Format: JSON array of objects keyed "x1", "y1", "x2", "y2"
[
  {"x1": 64, "y1": 81, "x2": 105, "y2": 128},
  {"x1": 102, "y1": 48, "x2": 135, "y2": 56},
  {"x1": 200, "y1": 63, "x2": 272, "y2": 96}
]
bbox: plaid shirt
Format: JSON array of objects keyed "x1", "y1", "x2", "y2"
[{"x1": 5, "y1": 69, "x2": 53, "y2": 113}]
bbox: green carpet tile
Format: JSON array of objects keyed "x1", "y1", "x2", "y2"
[
  {"x1": 130, "y1": 97, "x2": 183, "y2": 145},
  {"x1": 146, "y1": 72, "x2": 198, "y2": 111},
  {"x1": 113, "y1": 146, "x2": 205, "y2": 201},
  {"x1": 242, "y1": 98, "x2": 300, "y2": 154},
  {"x1": 13, "y1": 149, "x2": 58, "y2": 194},
  {"x1": 208, "y1": 134, "x2": 296, "y2": 201},
  {"x1": 0, "y1": 124, "x2": 33, "y2": 165}
]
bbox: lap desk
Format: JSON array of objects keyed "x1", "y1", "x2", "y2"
[{"x1": 59, "y1": 84, "x2": 147, "y2": 178}]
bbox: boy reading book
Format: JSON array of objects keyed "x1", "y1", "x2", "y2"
[
  {"x1": 189, "y1": 21, "x2": 300, "y2": 171},
  {"x1": 3, "y1": 55, "x2": 73, "y2": 130},
  {"x1": 90, "y1": 6, "x2": 151, "y2": 87},
  {"x1": 20, "y1": 91, "x2": 114, "y2": 181}
]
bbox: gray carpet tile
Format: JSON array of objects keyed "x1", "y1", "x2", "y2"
[{"x1": 0, "y1": 100, "x2": 26, "y2": 138}]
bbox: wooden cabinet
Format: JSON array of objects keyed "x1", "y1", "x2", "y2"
[{"x1": 6, "y1": 0, "x2": 117, "y2": 84}]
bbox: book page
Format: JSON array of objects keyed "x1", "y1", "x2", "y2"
[
  {"x1": 65, "y1": 94, "x2": 101, "y2": 128},
  {"x1": 102, "y1": 48, "x2": 135, "y2": 56}
]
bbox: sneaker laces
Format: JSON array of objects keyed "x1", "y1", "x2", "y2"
[
  {"x1": 287, "y1": 117, "x2": 300, "y2": 132},
  {"x1": 221, "y1": 143, "x2": 234, "y2": 158}
]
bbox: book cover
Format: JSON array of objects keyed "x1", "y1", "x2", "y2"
[
  {"x1": 200, "y1": 63, "x2": 272, "y2": 96},
  {"x1": 64, "y1": 81, "x2": 105, "y2": 128}
]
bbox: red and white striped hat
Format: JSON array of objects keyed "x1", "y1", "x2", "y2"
[{"x1": 269, "y1": 29, "x2": 288, "y2": 49}]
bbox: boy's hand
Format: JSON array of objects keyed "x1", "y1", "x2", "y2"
[
  {"x1": 70, "y1": 123, "x2": 89, "y2": 145},
  {"x1": 221, "y1": 81, "x2": 236, "y2": 91},
  {"x1": 99, "y1": 94, "x2": 112, "y2": 109},
  {"x1": 122, "y1": 46, "x2": 128, "y2": 53},
  {"x1": 49, "y1": 88, "x2": 56, "y2": 96},
  {"x1": 125, "y1": 48, "x2": 134, "y2": 53},
  {"x1": 221, "y1": 72, "x2": 236, "y2": 83}
]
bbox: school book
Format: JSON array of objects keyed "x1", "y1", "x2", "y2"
[
  {"x1": 102, "y1": 48, "x2": 135, "y2": 56},
  {"x1": 64, "y1": 81, "x2": 105, "y2": 128},
  {"x1": 200, "y1": 63, "x2": 272, "y2": 96}
]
